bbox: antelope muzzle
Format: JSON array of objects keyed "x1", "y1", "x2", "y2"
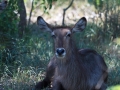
[{"x1": 55, "y1": 48, "x2": 66, "y2": 58}]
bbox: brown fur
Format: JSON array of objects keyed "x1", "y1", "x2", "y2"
[{"x1": 35, "y1": 16, "x2": 108, "y2": 90}]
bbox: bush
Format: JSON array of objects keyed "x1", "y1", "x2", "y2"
[{"x1": 0, "y1": 0, "x2": 19, "y2": 76}]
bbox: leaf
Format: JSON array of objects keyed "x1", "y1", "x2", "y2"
[{"x1": 49, "y1": 3, "x2": 52, "y2": 9}]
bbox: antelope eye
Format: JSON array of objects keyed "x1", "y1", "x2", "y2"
[
  {"x1": 66, "y1": 31, "x2": 71, "y2": 37},
  {"x1": 51, "y1": 32, "x2": 56, "y2": 38},
  {"x1": 51, "y1": 34, "x2": 56, "y2": 38},
  {"x1": 67, "y1": 33, "x2": 71, "y2": 37}
]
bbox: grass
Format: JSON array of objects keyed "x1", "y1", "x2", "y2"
[{"x1": 0, "y1": 28, "x2": 54, "y2": 89}]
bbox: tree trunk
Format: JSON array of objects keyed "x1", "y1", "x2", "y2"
[{"x1": 17, "y1": 0, "x2": 26, "y2": 38}]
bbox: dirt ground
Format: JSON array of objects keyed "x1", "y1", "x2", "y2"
[{"x1": 26, "y1": 1, "x2": 97, "y2": 25}]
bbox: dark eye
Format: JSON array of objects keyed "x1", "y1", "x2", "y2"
[
  {"x1": 66, "y1": 32, "x2": 71, "y2": 37},
  {"x1": 67, "y1": 33, "x2": 71, "y2": 37},
  {"x1": 51, "y1": 32, "x2": 56, "y2": 38},
  {"x1": 52, "y1": 34, "x2": 56, "y2": 38}
]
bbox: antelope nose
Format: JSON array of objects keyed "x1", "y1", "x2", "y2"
[{"x1": 56, "y1": 48, "x2": 65, "y2": 56}]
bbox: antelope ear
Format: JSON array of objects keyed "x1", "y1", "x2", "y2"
[
  {"x1": 72, "y1": 17, "x2": 87, "y2": 32},
  {"x1": 37, "y1": 16, "x2": 52, "y2": 32}
]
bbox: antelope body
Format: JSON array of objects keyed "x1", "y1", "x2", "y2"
[{"x1": 35, "y1": 16, "x2": 108, "y2": 90}]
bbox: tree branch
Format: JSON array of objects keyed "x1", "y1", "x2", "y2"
[
  {"x1": 28, "y1": 0, "x2": 34, "y2": 26},
  {"x1": 62, "y1": 0, "x2": 74, "y2": 26},
  {"x1": 17, "y1": 0, "x2": 27, "y2": 38}
]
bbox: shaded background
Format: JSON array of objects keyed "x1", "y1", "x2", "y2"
[{"x1": 0, "y1": 0, "x2": 120, "y2": 90}]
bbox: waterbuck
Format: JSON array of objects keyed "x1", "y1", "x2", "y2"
[{"x1": 35, "y1": 16, "x2": 108, "y2": 90}]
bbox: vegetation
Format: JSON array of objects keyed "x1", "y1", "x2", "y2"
[{"x1": 0, "y1": 0, "x2": 120, "y2": 89}]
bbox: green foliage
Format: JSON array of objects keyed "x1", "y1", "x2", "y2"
[
  {"x1": 0, "y1": 0, "x2": 19, "y2": 49},
  {"x1": 88, "y1": 0, "x2": 104, "y2": 9},
  {"x1": 107, "y1": 85, "x2": 120, "y2": 90},
  {"x1": 94, "y1": 0, "x2": 104, "y2": 9},
  {"x1": 88, "y1": 0, "x2": 120, "y2": 9},
  {"x1": 0, "y1": 0, "x2": 19, "y2": 76},
  {"x1": 33, "y1": 0, "x2": 57, "y2": 13},
  {"x1": 88, "y1": 0, "x2": 120, "y2": 42}
]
